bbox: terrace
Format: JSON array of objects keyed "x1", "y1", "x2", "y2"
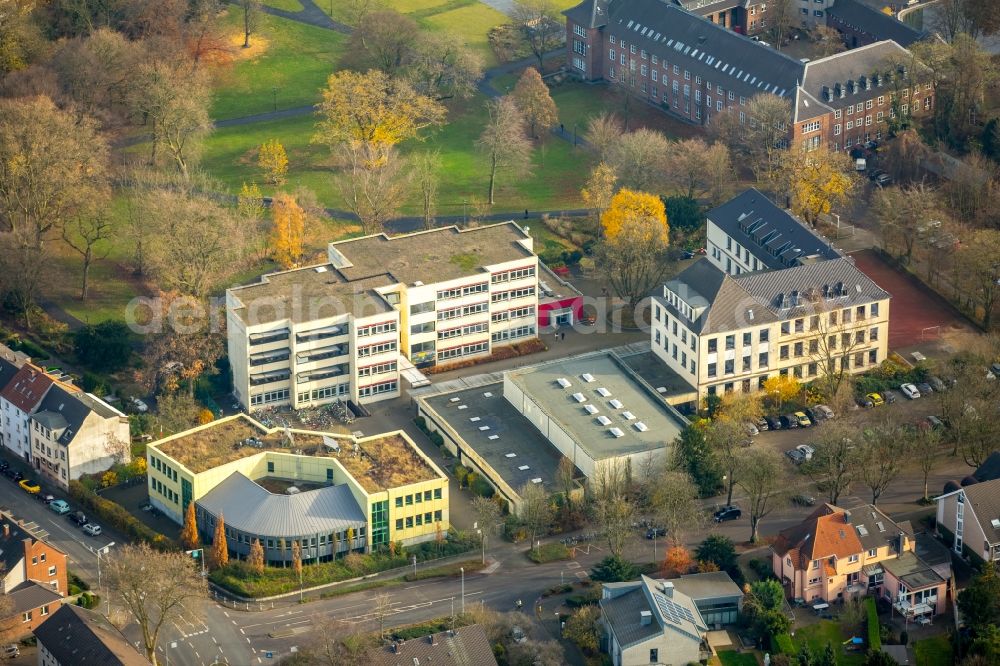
[{"x1": 152, "y1": 415, "x2": 439, "y2": 492}]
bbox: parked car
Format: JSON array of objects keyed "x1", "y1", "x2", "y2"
[
  {"x1": 69, "y1": 511, "x2": 88, "y2": 527},
  {"x1": 764, "y1": 415, "x2": 782, "y2": 430},
  {"x1": 0, "y1": 461, "x2": 8, "y2": 472},
  {"x1": 900, "y1": 383, "x2": 921, "y2": 399},
  {"x1": 857, "y1": 395, "x2": 874, "y2": 408},
  {"x1": 756, "y1": 417, "x2": 769, "y2": 432},
  {"x1": 924, "y1": 415, "x2": 945, "y2": 430},
  {"x1": 129, "y1": 397, "x2": 149, "y2": 413},
  {"x1": 1, "y1": 644, "x2": 19, "y2": 659},
  {"x1": 713, "y1": 506, "x2": 742, "y2": 523},
  {"x1": 813, "y1": 404, "x2": 835, "y2": 420},
  {"x1": 876, "y1": 173, "x2": 893, "y2": 187},
  {"x1": 744, "y1": 422, "x2": 760, "y2": 437},
  {"x1": 18, "y1": 479, "x2": 40, "y2": 494},
  {"x1": 780, "y1": 414, "x2": 800, "y2": 429},
  {"x1": 49, "y1": 500, "x2": 70, "y2": 515},
  {"x1": 645, "y1": 527, "x2": 667, "y2": 539},
  {"x1": 791, "y1": 494, "x2": 817, "y2": 506},
  {"x1": 786, "y1": 448, "x2": 807, "y2": 465},
  {"x1": 9, "y1": 470, "x2": 22, "y2": 483},
  {"x1": 798, "y1": 444, "x2": 816, "y2": 459},
  {"x1": 990, "y1": 362, "x2": 1000, "y2": 377},
  {"x1": 866, "y1": 392, "x2": 885, "y2": 406},
  {"x1": 37, "y1": 493, "x2": 54, "y2": 504},
  {"x1": 882, "y1": 390, "x2": 898, "y2": 404},
  {"x1": 928, "y1": 376, "x2": 947, "y2": 392},
  {"x1": 795, "y1": 411, "x2": 812, "y2": 428},
  {"x1": 82, "y1": 523, "x2": 102, "y2": 537},
  {"x1": 916, "y1": 381, "x2": 933, "y2": 395}
]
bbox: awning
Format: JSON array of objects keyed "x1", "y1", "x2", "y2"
[
  {"x1": 398, "y1": 354, "x2": 430, "y2": 388},
  {"x1": 862, "y1": 564, "x2": 884, "y2": 577}
]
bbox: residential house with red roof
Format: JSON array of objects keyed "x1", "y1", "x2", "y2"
[
  {"x1": 0, "y1": 516, "x2": 67, "y2": 637},
  {"x1": 772, "y1": 504, "x2": 949, "y2": 621},
  {"x1": 0, "y1": 363, "x2": 76, "y2": 463}
]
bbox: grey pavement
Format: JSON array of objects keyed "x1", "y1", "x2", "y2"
[{"x1": 239, "y1": 0, "x2": 349, "y2": 33}]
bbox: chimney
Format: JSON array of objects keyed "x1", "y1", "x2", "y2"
[
  {"x1": 428, "y1": 633, "x2": 438, "y2": 646},
  {"x1": 640, "y1": 610, "x2": 653, "y2": 626},
  {"x1": 843, "y1": 510, "x2": 851, "y2": 524},
  {"x1": 2, "y1": 524, "x2": 8, "y2": 538},
  {"x1": 661, "y1": 581, "x2": 674, "y2": 598}
]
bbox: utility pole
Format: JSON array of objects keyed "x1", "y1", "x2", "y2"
[{"x1": 460, "y1": 567, "x2": 465, "y2": 614}]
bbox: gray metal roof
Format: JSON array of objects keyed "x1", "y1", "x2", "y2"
[
  {"x1": 601, "y1": 575, "x2": 708, "y2": 649},
  {"x1": 32, "y1": 604, "x2": 151, "y2": 665},
  {"x1": 973, "y1": 451, "x2": 1000, "y2": 482},
  {"x1": 881, "y1": 551, "x2": 945, "y2": 591},
  {"x1": 8, "y1": 580, "x2": 62, "y2": 614},
  {"x1": 196, "y1": 472, "x2": 366, "y2": 538},
  {"x1": 673, "y1": 571, "x2": 743, "y2": 602},
  {"x1": 826, "y1": 0, "x2": 926, "y2": 47},
  {"x1": 33, "y1": 385, "x2": 93, "y2": 446},
  {"x1": 606, "y1": 0, "x2": 804, "y2": 101},
  {"x1": 564, "y1": 0, "x2": 609, "y2": 29},
  {"x1": 707, "y1": 188, "x2": 842, "y2": 271},
  {"x1": 848, "y1": 504, "x2": 911, "y2": 553},
  {"x1": 960, "y1": 479, "x2": 1000, "y2": 543}
]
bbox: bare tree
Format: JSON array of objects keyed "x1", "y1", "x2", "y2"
[
  {"x1": 477, "y1": 96, "x2": 532, "y2": 205},
  {"x1": 407, "y1": 33, "x2": 484, "y2": 101},
  {"x1": 807, "y1": 303, "x2": 869, "y2": 401},
  {"x1": 556, "y1": 456, "x2": 576, "y2": 508},
  {"x1": 584, "y1": 112, "x2": 624, "y2": 162},
  {"x1": 62, "y1": 211, "x2": 115, "y2": 301},
  {"x1": 744, "y1": 94, "x2": 792, "y2": 184},
  {"x1": 0, "y1": 229, "x2": 46, "y2": 328},
  {"x1": 336, "y1": 143, "x2": 411, "y2": 235},
  {"x1": 704, "y1": 418, "x2": 747, "y2": 508},
  {"x1": 518, "y1": 481, "x2": 553, "y2": 553},
  {"x1": 239, "y1": 0, "x2": 261, "y2": 48},
  {"x1": 105, "y1": 543, "x2": 208, "y2": 665},
  {"x1": 737, "y1": 449, "x2": 785, "y2": 543},
  {"x1": 913, "y1": 426, "x2": 943, "y2": 503},
  {"x1": 801, "y1": 424, "x2": 856, "y2": 505},
  {"x1": 648, "y1": 471, "x2": 702, "y2": 546},
  {"x1": 342, "y1": 9, "x2": 420, "y2": 76},
  {"x1": 858, "y1": 420, "x2": 909, "y2": 506},
  {"x1": 593, "y1": 494, "x2": 635, "y2": 558},
  {"x1": 664, "y1": 138, "x2": 733, "y2": 202},
  {"x1": 766, "y1": 0, "x2": 796, "y2": 50},
  {"x1": 607, "y1": 128, "x2": 670, "y2": 192},
  {"x1": 874, "y1": 184, "x2": 942, "y2": 265},
  {"x1": 413, "y1": 151, "x2": 440, "y2": 230},
  {"x1": 508, "y1": 639, "x2": 566, "y2": 666},
  {"x1": 510, "y1": 0, "x2": 563, "y2": 71},
  {"x1": 471, "y1": 495, "x2": 502, "y2": 560},
  {"x1": 372, "y1": 592, "x2": 394, "y2": 639},
  {"x1": 300, "y1": 616, "x2": 372, "y2": 666}
]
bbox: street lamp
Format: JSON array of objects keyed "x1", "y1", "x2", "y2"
[
  {"x1": 271, "y1": 87, "x2": 279, "y2": 113},
  {"x1": 573, "y1": 123, "x2": 578, "y2": 146},
  {"x1": 96, "y1": 542, "x2": 115, "y2": 593},
  {"x1": 460, "y1": 567, "x2": 465, "y2": 614}
]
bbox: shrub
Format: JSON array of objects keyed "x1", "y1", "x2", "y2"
[
  {"x1": 748, "y1": 558, "x2": 777, "y2": 580},
  {"x1": 771, "y1": 633, "x2": 795, "y2": 655},
  {"x1": 73, "y1": 321, "x2": 132, "y2": 371},
  {"x1": 470, "y1": 475, "x2": 495, "y2": 498},
  {"x1": 80, "y1": 372, "x2": 108, "y2": 394},
  {"x1": 429, "y1": 431, "x2": 444, "y2": 447},
  {"x1": 866, "y1": 597, "x2": 881, "y2": 650},
  {"x1": 565, "y1": 586, "x2": 602, "y2": 607},
  {"x1": 590, "y1": 555, "x2": 637, "y2": 582},
  {"x1": 544, "y1": 583, "x2": 573, "y2": 596},
  {"x1": 75, "y1": 591, "x2": 100, "y2": 609}
]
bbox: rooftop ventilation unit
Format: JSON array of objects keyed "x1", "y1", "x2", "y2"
[
  {"x1": 572, "y1": 392, "x2": 586, "y2": 403},
  {"x1": 483, "y1": 392, "x2": 493, "y2": 398},
  {"x1": 582, "y1": 373, "x2": 595, "y2": 383},
  {"x1": 557, "y1": 378, "x2": 571, "y2": 388},
  {"x1": 622, "y1": 411, "x2": 636, "y2": 420},
  {"x1": 449, "y1": 397, "x2": 461, "y2": 403},
  {"x1": 609, "y1": 399, "x2": 623, "y2": 409},
  {"x1": 314, "y1": 266, "x2": 328, "y2": 273},
  {"x1": 518, "y1": 465, "x2": 530, "y2": 471},
  {"x1": 469, "y1": 416, "x2": 480, "y2": 422},
  {"x1": 876, "y1": 521, "x2": 886, "y2": 532},
  {"x1": 505, "y1": 453, "x2": 517, "y2": 458},
  {"x1": 597, "y1": 415, "x2": 612, "y2": 426},
  {"x1": 488, "y1": 435, "x2": 499, "y2": 440},
  {"x1": 584, "y1": 404, "x2": 599, "y2": 415},
  {"x1": 857, "y1": 525, "x2": 869, "y2": 536},
  {"x1": 609, "y1": 427, "x2": 625, "y2": 438},
  {"x1": 634, "y1": 422, "x2": 649, "y2": 432},
  {"x1": 992, "y1": 518, "x2": 1000, "y2": 529},
  {"x1": 478, "y1": 426, "x2": 490, "y2": 431},
  {"x1": 596, "y1": 387, "x2": 611, "y2": 397},
  {"x1": 531, "y1": 478, "x2": 543, "y2": 484}
]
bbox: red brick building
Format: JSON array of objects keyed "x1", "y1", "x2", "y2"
[
  {"x1": 564, "y1": 0, "x2": 931, "y2": 151},
  {"x1": 0, "y1": 518, "x2": 68, "y2": 638}
]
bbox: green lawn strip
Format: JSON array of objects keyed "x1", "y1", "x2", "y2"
[
  {"x1": 527, "y1": 543, "x2": 571, "y2": 563},
  {"x1": 402, "y1": 558, "x2": 487, "y2": 582},
  {"x1": 262, "y1": 0, "x2": 304, "y2": 11},
  {"x1": 418, "y1": 3, "x2": 506, "y2": 67},
  {"x1": 199, "y1": 94, "x2": 591, "y2": 214},
  {"x1": 913, "y1": 635, "x2": 952, "y2": 666},
  {"x1": 718, "y1": 651, "x2": 759, "y2": 666},
  {"x1": 317, "y1": 579, "x2": 391, "y2": 598},
  {"x1": 210, "y1": 9, "x2": 345, "y2": 120},
  {"x1": 792, "y1": 621, "x2": 866, "y2": 666}
]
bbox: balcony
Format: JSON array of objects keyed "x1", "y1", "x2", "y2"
[
  {"x1": 249, "y1": 329, "x2": 290, "y2": 347},
  {"x1": 295, "y1": 325, "x2": 346, "y2": 344},
  {"x1": 250, "y1": 370, "x2": 290, "y2": 387},
  {"x1": 296, "y1": 364, "x2": 348, "y2": 384},
  {"x1": 249, "y1": 351, "x2": 290, "y2": 367},
  {"x1": 296, "y1": 345, "x2": 348, "y2": 365}
]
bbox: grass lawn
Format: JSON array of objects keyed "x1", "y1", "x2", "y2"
[
  {"x1": 717, "y1": 651, "x2": 758, "y2": 666},
  {"x1": 199, "y1": 93, "x2": 591, "y2": 214},
  {"x1": 210, "y1": 9, "x2": 345, "y2": 120},
  {"x1": 262, "y1": 0, "x2": 303, "y2": 10},
  {"x1": 793, "y1": 621, "x2": 866, "y2": 666},
  {"x1": 913, "y1": 635, "x2": 952, "y2": 666},
  {"x1": 317, "y1": 0, "x2": 507, "y2": 67}
]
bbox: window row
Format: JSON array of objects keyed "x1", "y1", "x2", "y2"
[
  {"x1": 359, "y1": 380, "x2": 397, "y2": 398},
  {"x1": 438, "y1": 302, "x2": 489, "y2": 321},
  {"x1": 492, "y1": 305, "x2": 535, "y2": 322},
  {"x1": 492, "y1": 325, "x2": 535, "y2": 343},
  {"x1": 437, "y1": 282, "x2": 489, "y2": 301},
  {"x1": 356, "y1": 321, "x2": 396, "y2": 337},
  {"x1": 357, "y1": 341, "x2": 396, "y2": 358},
  {"x1": 395, "y1": 510, "x2": 444, "y2": 531},
  {"x1": 438, "y1": 341, "x2": 489, "y2": 361},
  {"x1": 358, "y1": 361, "x2": 397, "y2": 377},
  {"x1": 491, "y1": 287, "x2": 535, "y2": 303},
  {"x1": 250, "y1": 388, "x2": 289, "y2": 406},
  {"x1": 394, "y1": 488, "x2": 444, "y2": 507},
  {"x1": 491, "y1": 266, "x2": 535, "y2": 283},
  {"x1": 439, "y1": 322, "x2": 489, "y2": 340}
]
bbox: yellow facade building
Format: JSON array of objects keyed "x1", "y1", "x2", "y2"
[{"x1": 147, "y1": 415, "x2": 448, "y2": 563}]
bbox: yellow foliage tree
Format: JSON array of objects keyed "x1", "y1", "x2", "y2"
[
  {"x1": 257, "y1": 139, "x2": 288, "y2": 185},
  {"x1": 101, "y1": 470, "x2": 118, "y2": 488},
  {"x1": 511, "y1": 66, "x2": 558, "y2": 139},
  {"x1": 270, "y1": 193, "x2": 305, "y2": 269},
  {"x1": 581, "y1": 162, "x2": 618, "y2": 223},
  {"x1": 248, "y1": 538, "x2": 265, "y2": 576},
  {"x1": 782, "y1": 148, "x2": 856, "y2": 225},
  {"x1": 762, "y1": 375, "x2": 801, "y2": 407},
  {"x1": 600, "y1": 188, "x2": 668, "y2": 243},
  {"x1": 291, "y1": 540, "x2": 302, "y2": 578},
  {"x1": 346, "y1": 527, "x2": 355, "y2": 549},
  {"x1": 313, "y1": 69, "x2": 446, "y2": 156},
  {"x1": 197, "y1": 409, "x2": 214, "y2": 425},
  {"x1": 130, "y1": 456, "x2": 147, "y2": 477},
  {"x1": 180, "y1": 502, "x2": 199, "y2": 551},
  {"x1": 210, "y1": 514, "x2": 229, "y2": 569}
]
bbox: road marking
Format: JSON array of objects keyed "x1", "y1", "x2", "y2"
[
  {"x1": 575, "y1": 571, "x2": 588, "y2": 579},
  {"x1": 240, "y1": 628, "x2": 246, "y2": 635},
  {"x1": 246, "y1": 638, "x2": 252, "y2": 645},
  {"x1": 223, "y1": 611, "x2": 230, "y2": 618},
  {"x1": 212, "y1": 636, "x2": 218, "y2": 644},
  {"x1": 566, "y1": 562, "x2": 581, "y2": 569}
]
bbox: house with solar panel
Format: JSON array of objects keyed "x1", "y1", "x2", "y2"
[
  {"x1": 600, "y1": 576, "x2": 712, "y2": 665},
  {"x1": 649, "y1": 188, "x2": 890, "y2": 404},
  {"x1": 563, "y1": 0, "x2": 933, "y2": 151},
  {"x1": 146, "y1": 414, "x2": 449, "y2": 563}
]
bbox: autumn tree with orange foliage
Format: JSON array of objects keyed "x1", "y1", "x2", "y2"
[
  {"x1": 210, "y1": 514, "x2": 229, "y2": 569},
  {"x1": 661, "y1": 545, "x2": 693, "y2": 578},
  {"x1": 596, "y1": 189, "x2": 671, "y2": 315},
  {"x1": 248, "y1": 539, "x2": 265, "y2": 576},
  {"x1": 270, "y1": 193, "x2": 305, "y2": 269},
  {"x1": 511, "y1": 67, "x2": 558, "y2": 139},
  {"x1": 180, "y1": 502, "x2": 199, "y2": 551}
]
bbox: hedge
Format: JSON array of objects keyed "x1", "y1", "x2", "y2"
[
  {"x1": 528, "y1": 543, "x2": 571, "y2": 563},
  {"x1": 866, "y1": 597, "x2": 881, "y2": 650},
  {"x1": 771, "y1": 633, "x2": 795, "y2": 655},
  {"x1": 68, "y1": 481, "x2": 176, "y2": 551}
]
